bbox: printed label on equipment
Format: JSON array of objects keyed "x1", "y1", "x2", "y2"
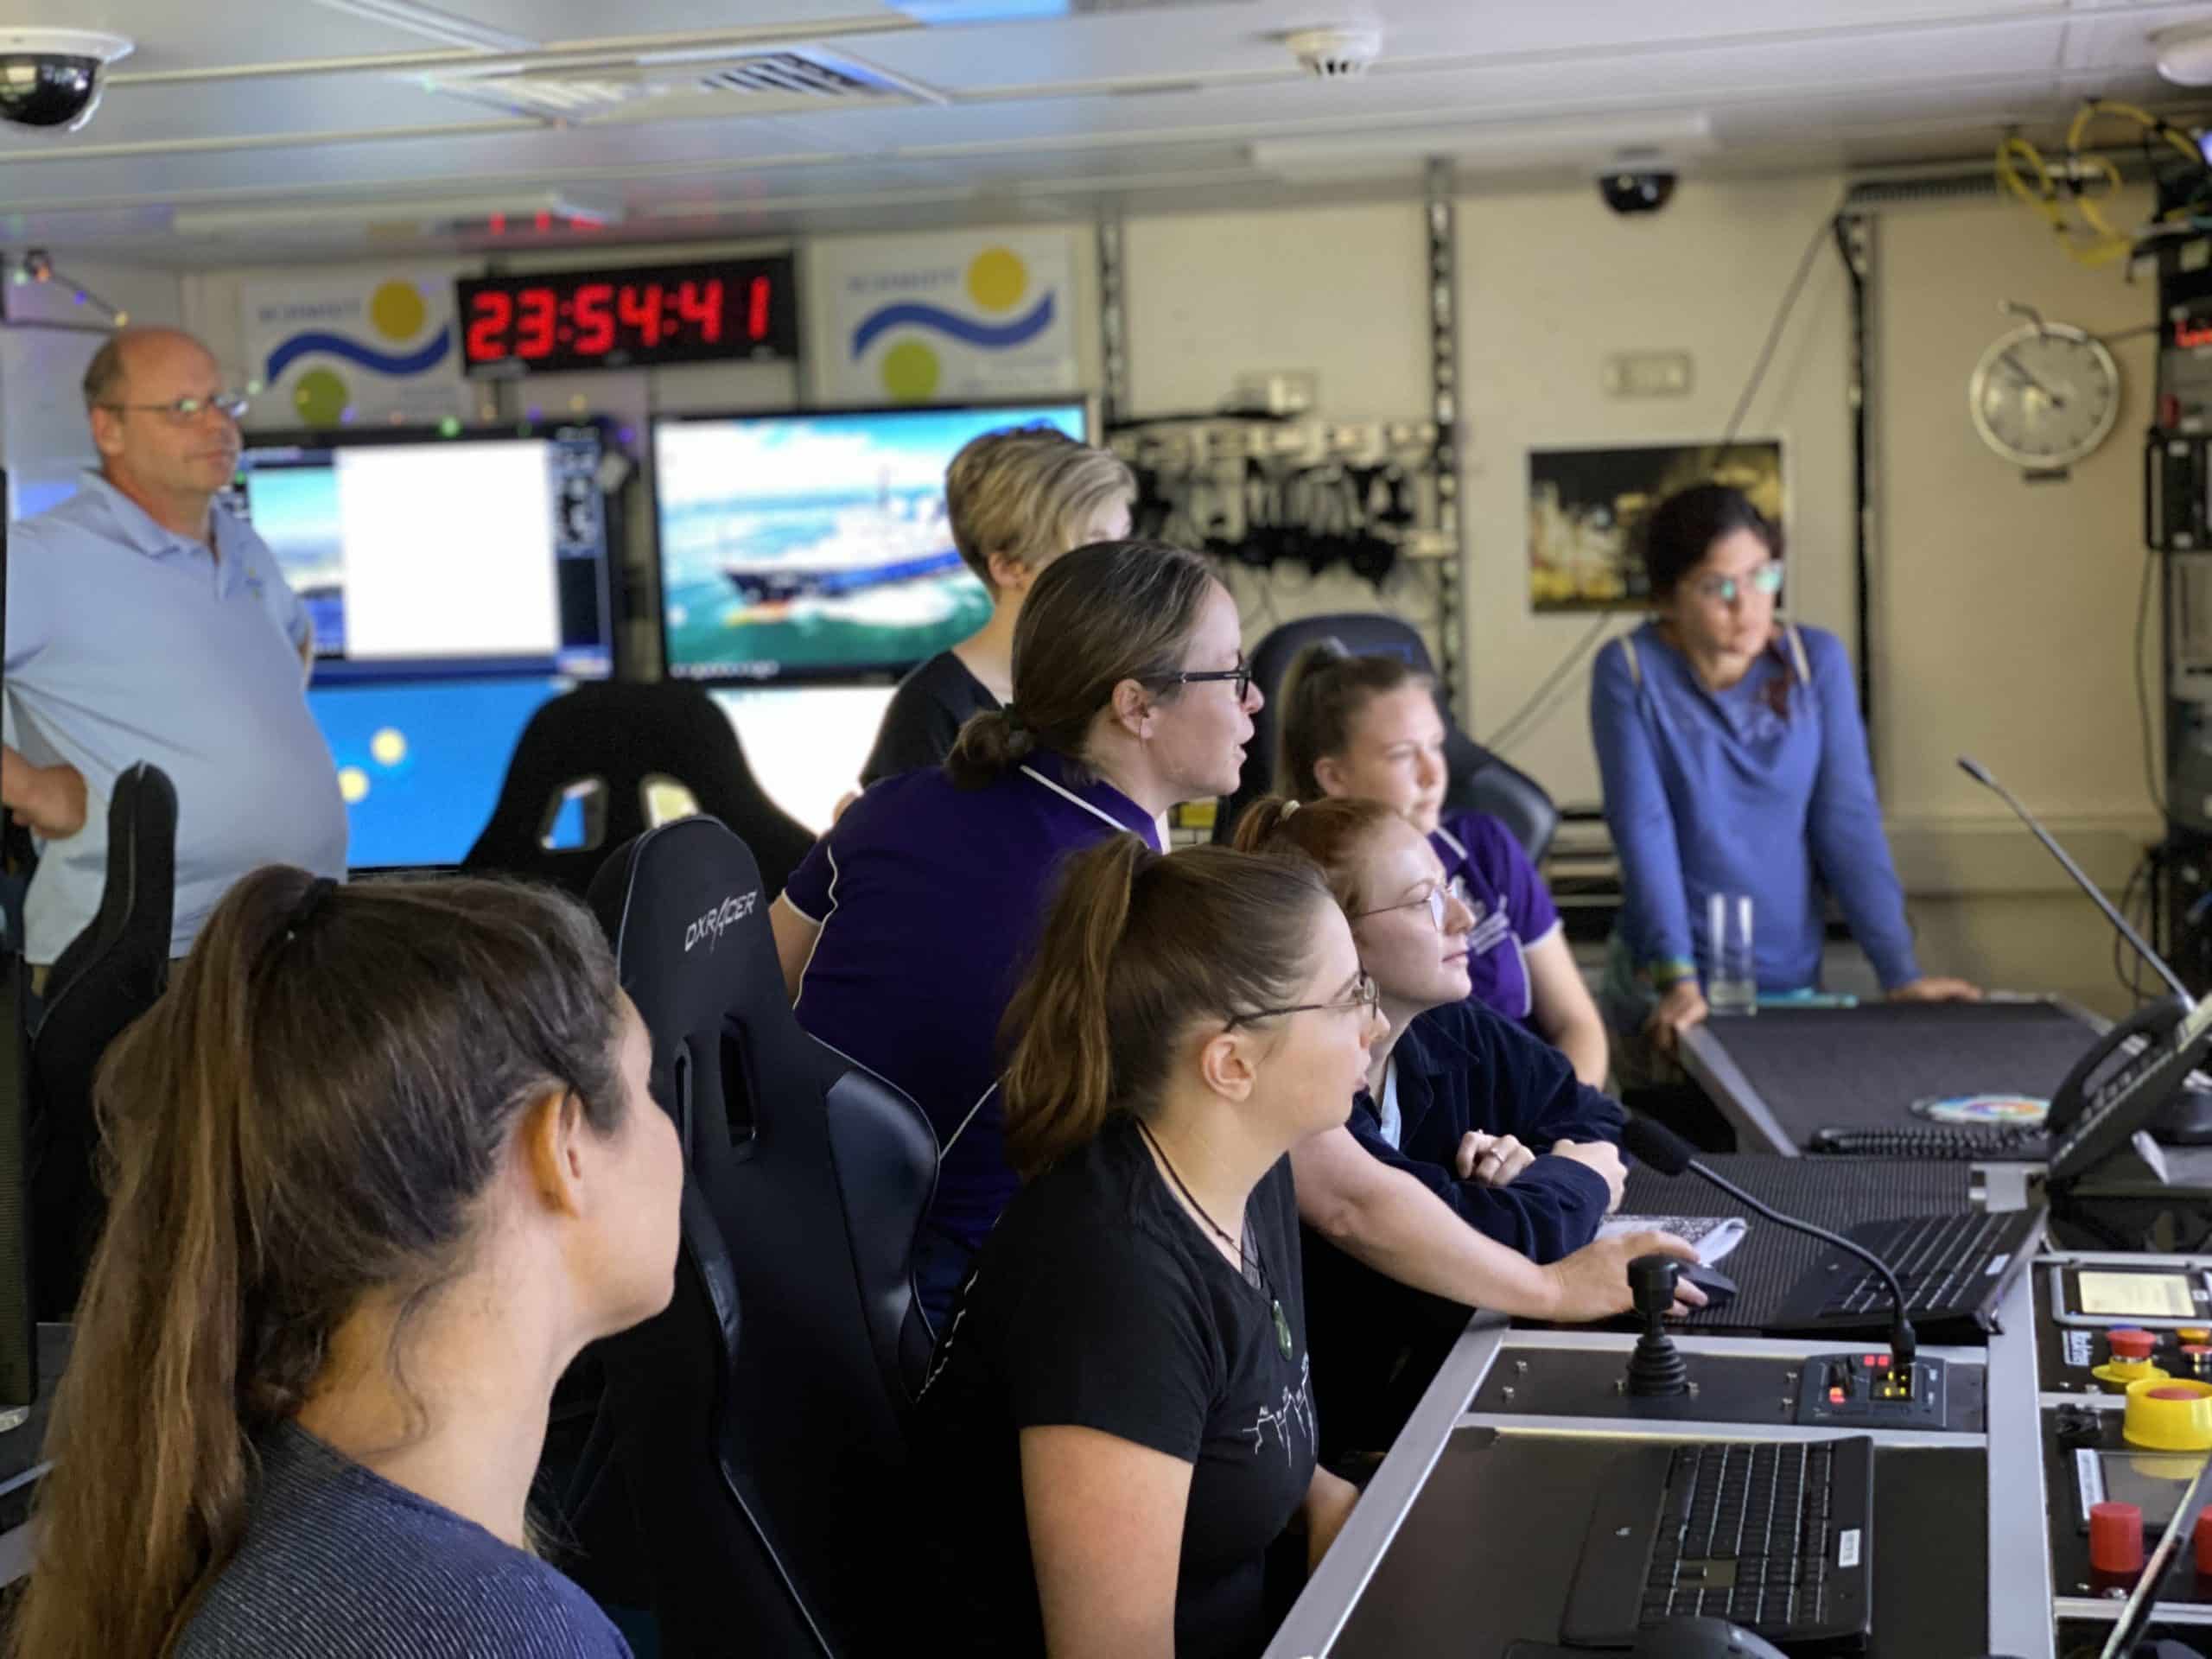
[
  {"x1": 2079, "y1": 1270, "x2": 2196, "y2": 1319},
  {"x1": 1838, "y1": 1529, "x2": 1861, "y2": 1570},
  {"x1": 1984, "y1": 1253, "x2": 2010, "y2": 1277},
  {"x1": 2065, "y1": 1330, "x2": 2094, "y2": 1367}
]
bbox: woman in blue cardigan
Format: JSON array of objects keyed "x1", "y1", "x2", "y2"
[{"x1": 1588, "y1": 484, "x2": 1977, "y2": 1071}]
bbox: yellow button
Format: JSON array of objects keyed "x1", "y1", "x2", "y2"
[{"x1": 2126, "y1": 1376, "x2": 2212, "y2": 1451}]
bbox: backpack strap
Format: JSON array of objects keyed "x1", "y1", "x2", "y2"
[
  {"x1": 1783, "y1": 620, "x2": 1812, "y2": 683},
  {"x1": 1619, "y1": 634, "x2": 1642, "y2": 690}
]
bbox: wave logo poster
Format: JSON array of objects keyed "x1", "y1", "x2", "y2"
[
  {"x1": 815, "y1": 232, "x2": 1077, "y2": 404},
  {"x1": 240, "y1": 267, "x2": 470, "y2": 428}
]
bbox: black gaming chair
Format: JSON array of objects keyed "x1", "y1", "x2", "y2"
[
  {"x1": 464, "y1": 682, "x2": 815, "y2": 902},
  {"x1": 1216, "y1": 612, "x2": 1561, "y2": 861},
  {"x1": 585, "y1": 817, "x2": 937, "y2": 1658},
  {"x1": 29, "y1": 761, "x2": 177, "y2": 1321}
]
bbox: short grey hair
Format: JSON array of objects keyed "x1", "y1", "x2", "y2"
[{"x1": 81, "y1": 336, "x2": 129, "y2": 413}]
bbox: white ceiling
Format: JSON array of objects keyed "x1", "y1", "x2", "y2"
[{"x1": 7, "y1": 0, "x2": 2212, "y2": 263}]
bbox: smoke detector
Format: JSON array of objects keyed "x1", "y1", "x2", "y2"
[
  {"x1": 2157, "y1": 23, "x2": 2212, "y2": 86},
  {"x1": 1285, "y1": 25, "x2": 1381, "y2": 80}
]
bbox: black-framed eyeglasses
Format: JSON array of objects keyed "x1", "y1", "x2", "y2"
[
  {"x1": 97, "y1": 391, "x2": 251, "y2": 425},
  {"x1": 1150, "y1": 664, "x2": 1255, "y2": 699},
  {"x1": 1351, "y1": 876, "x2": 1471, "y2": 933},
  {"x1": 1226, "y1": 969, "x2": 1380, "y2": 1030}
]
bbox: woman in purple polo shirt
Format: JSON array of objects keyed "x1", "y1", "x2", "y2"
[
  {"x1": 771, "y1": 541, "x2": 1699, "y2": 1334},
  {"x1": 1274, "y1": 641, "x2": 1610, "y2": 1088},
  {"x1": 771, "y1": 540, "x2": 1260, "y2": 1318}
]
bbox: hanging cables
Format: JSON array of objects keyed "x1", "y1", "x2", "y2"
[
  {"x1": 1479, "y1": 197, "x2": 1845, "y2": 753},
  {"x1": 1996, "y1": 99, "x2": 2212, "y2": 268}
]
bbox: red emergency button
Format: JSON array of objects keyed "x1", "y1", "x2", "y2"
[
  {"x1": 2093, "y1": 1501, "x2": 2146, "y2": 1573},
  {"x1": 2112, "y1": 1329, "x2": 2158, "y2": 1362},
  {"x1": 1828, "y1": 1388, "x2": 1844, "y2": 1403}
]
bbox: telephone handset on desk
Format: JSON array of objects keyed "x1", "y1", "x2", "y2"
[{"x1": 1808, "y1": 995, "x2": 2212, "y2": 1176}]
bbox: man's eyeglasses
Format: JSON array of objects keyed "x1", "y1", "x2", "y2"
[
  {"x1": 1151, "y1": 664, "x2": 1255, "y2": 700},
  {"x1": 1687, "y1": 563, "x2": 1784, "y2": 605},
  {"x1": 98, "y1": 391, "x2": 251, "y2": 426},
  {"x1": 1226, "y1": 969, "x2": 1380, "y2": 1030},
  {"x1": 1352, "y1": 876, "x2": 1471, "y2": 933}
]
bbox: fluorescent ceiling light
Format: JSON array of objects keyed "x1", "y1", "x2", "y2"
[
  {"x1": 308, "y1": 0, "x2": 536, "y2": 53},
  {"x1": 1250, "y1": 112, "x2": 1715, "y2": 178},
  {"x1": 170, "y1": 193, "x2": 619, "y2": 237}
]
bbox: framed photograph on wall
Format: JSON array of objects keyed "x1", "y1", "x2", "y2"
[{"x1": 1527, "y1": 438, "x2": 1784, "y2": 612}]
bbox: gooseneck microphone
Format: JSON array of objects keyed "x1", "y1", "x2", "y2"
[
  {"x1": 1621, "y1": 1117, "x2": 1918, "y2": 1372},
  {"x1": 1957, "y1": 753, "x2": 2191, "y2": 1005}
]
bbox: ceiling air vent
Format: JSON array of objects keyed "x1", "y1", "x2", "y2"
[{"x1": 426, "y1": 45, "x2": 942, "y2": 120}]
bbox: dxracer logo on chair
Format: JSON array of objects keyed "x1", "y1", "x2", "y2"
[{"x1": 683, "y1": 890, "x2": 760, "y2": 954}]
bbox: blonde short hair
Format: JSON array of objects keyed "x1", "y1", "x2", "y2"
[{"x1": 944, "y1": 425, "x2": 1136, "y2": 591}]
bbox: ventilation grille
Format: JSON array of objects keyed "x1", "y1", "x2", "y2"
[
  {"x1": 696, "y1": 52, "x2": 883, "y2": 99},
  {"x1": 427, "y1": 45, "x2": 940, "y2": 119}
]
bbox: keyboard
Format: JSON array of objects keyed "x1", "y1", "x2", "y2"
[
  {"x1": 1806, "y1": 1124, "x2": 2046, "y2": 1160},
  {"x1": 1770, "y1": 1210, "x2": 2044, "y2": 1344},
  {"x1": 1561, "y1": 1436, "x2": 1874, "y2": 1653}
]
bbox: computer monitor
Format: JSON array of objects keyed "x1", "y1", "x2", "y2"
[
  {"x1": 308, "y1": 674, "x2": 576, "y2": 869},
  {"x1": 227, "y1": 421, "x2": 620, "y2": 682},
  {"x1": 653, "y1": 400, "x2": 1090, "y2": 683},
  {"x1": 710, "y1": 683, "x2": 898, "y2": 834}
]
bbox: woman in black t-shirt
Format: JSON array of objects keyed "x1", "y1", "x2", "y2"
[
  {"x1": 918, "y1": 838, "x2": 1379, "y2": 1659},
  {"x1": 859, "y1": 426, "x2": 1135, "y2": 787}
]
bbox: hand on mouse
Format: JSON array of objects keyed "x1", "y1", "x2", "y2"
[
  {"x1": 1540, "y1": 1230, "x2": 1707, "y2": 1323},
  {"x1": 1454, "y1": 1131, "x2": 1534, "y2": 1186}
]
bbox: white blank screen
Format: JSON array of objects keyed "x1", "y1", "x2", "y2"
[{"x1": 335, "y1": 442, "x2": 560, "y2": 660}]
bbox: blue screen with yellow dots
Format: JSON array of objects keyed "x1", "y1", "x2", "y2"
[{"x1": 307, "y1": 676, "x2": 572, "y2": 869}]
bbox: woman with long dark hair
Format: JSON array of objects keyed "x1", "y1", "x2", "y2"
[
  {"x1": 1589, "y1": 484, "x2": 1976, "y2": 1071},
  {"x1": 11, "y1": 869, "x2": 681, "y2": 1659}
]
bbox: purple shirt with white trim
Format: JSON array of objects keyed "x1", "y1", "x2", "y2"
[
  {"x1": 783, "y1": 747, "x2": 1160, "y2": 1293},
  {"x1": 1428, "y1": 810, "x2": 1560, "y2": 1039}
]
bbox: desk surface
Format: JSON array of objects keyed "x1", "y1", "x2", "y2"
[
  {"x1": 1681, "y1": 998, "x2": 2096, "y2": 1155},
  {"x1": 1266, "y1": 1272, "x2": 2048, "y2": 1659}
]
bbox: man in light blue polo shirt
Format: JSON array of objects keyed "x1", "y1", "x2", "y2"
[{"x1": 2, "y1": 326, "x2": 346, "y2": 966}]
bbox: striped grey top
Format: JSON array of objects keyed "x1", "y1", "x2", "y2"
[{"x1": 173, "y1": 1422, "x2": 632, "y2": 1659}]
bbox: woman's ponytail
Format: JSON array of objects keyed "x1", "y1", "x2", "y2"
[
  {"x1": 1001, "y1": 836, "x2": 1146, "y2": 1180},
  {"x1": 944, "y1": 707, "x2": 1036, "y2": 789}
]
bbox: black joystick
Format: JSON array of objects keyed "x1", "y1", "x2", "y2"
[{"x1": 1625, "y1": 1254, "x2": 1690, "y2": 1398}]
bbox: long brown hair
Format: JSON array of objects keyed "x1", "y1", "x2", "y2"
[
  {"x1": 10, "y1": 868, "x2": 631, "y2": 1659},
  {"x1": 945, "y1": 538, "x2": 1218, "y2": 789},
  {"x1": 1273, "y1": 639, "x2": 1436, "y2": 801},
  {"x1": 1231, "y1": 794, "x2": 1402, "y2": 916},
  {"x1": 998, "y1": 839, "x2": 1332, "y2": 1180}
]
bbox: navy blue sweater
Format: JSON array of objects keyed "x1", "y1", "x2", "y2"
[
  {"x1": 1347, "y1": 998, "x2": 1624, "y2": 1263},
  {"x1": 1308, "y1": 1001, "x2": 1626, "y2": 1457}
]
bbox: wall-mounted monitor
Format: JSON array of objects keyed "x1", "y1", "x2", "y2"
[
  {"x1": 652, "y1": 400, "x2": 1089, "y2": 684},
  {"x1": 226, "y1": 421, "x2": 620, "y2": 682},
  {"x1": 308, "y1": 674, "x2": 575, "y2": 870}
]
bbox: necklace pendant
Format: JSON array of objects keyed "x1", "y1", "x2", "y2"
[{"x1": 1273, "y1": 1299, "x2": 1293, "y2": 1359}]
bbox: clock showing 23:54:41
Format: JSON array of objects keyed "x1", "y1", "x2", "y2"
[{"x1": 454, "y1": 254, "x2": 799, "y2": 376}]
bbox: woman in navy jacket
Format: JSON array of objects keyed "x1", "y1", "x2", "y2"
[{"x1": 1237, "y1": 794, "x2": 1631, "y2": 1452}]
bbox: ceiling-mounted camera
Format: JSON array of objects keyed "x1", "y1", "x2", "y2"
[
  {"x1": 1598, "y1": 170, "x2": 1677, "y2": 216},
  {"x1": 0, "y1": 29, "x2": 134, "y2": 134}
]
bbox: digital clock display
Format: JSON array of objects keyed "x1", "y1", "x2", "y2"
[{"x1": 454, "y1": 255, "x2": 798, "y2": 376}]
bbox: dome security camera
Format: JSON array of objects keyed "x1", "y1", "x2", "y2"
[
  {"x1": 0, "y1": 29, "x2": 134, "y2": 133},
  {"x1": 1598, "y1": 170, "x2": 1677, "y2": 215}
]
